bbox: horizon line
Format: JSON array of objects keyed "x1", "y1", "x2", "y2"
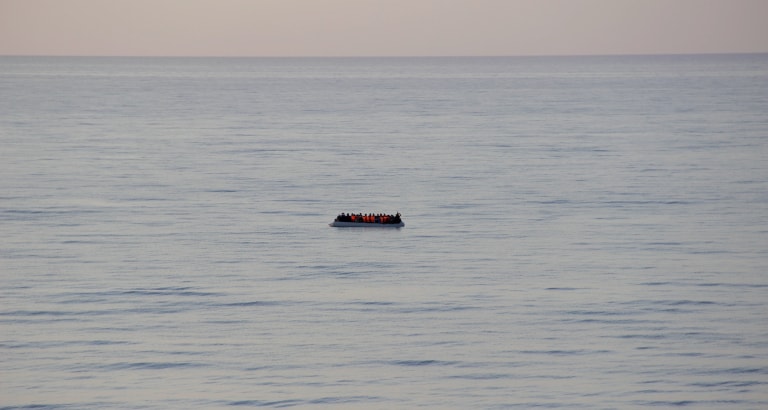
[{"x1": 2, "y1": 51, "x2": 767, "y2": 59}]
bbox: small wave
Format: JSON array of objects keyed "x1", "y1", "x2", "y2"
[
  {"x1": 395, "y1": 305, "x2": 475, "y2": 313},
  {"x1": 103, "y1": 361, "x2": 206, "y2": 371},
  {"x1": 389, "y1": 359, "x2": 458, "y2": 367},
  {"x1": 567, "y1": 318, "x2": 652, "y2": 325},
  {"x1": 617, "y1": 334, "x2": 668, "y2": 340},
  {"x1": 518, "y1": 349, "x2": 611, "y2": 356},
  {"x1": 219, "y1": 301, "x2": 282, "y2": 307},
  {"x1": 229, "y1": 396, "x2": 383, "y2": 407},
  {"x1": 448, "y1": 372, "x2": 511, "y2": 380},
  {"x1": 308, "y1": 396, "x2": 383, "y2": 405},
  {"x1": 690, "y1": 380, "x2": 767, "y2": 388},
  {"x1": 0, "y1": 340, "x2": 133, "y2": 349},
  {"x1": 351, "y1": 301, "x2": 396, "y2": 306},
  {"x1": 661, "y1": 300, "x2": 717, "y2": 306},
  {"x1": 229, "y1": 399, "x2": 303, "y2": 407},
  {"x1": 640, "y1": 400, "x2": 697, "y2": 406},
  {"x1": 713, "y1": 367, "x2": 768, "y2": 375},
  {"x1": 564, "y1": 309, "x2": 638, "y2": 316},
  {"x1": 115, "y1": 287, "x2": 220, "y2": 297},
  {"x1": 698, "y1": 282, "x2": 768, "y2": 288},
  {"x1": 0, "y1": 310, "x2": 103, "y2": 321}
]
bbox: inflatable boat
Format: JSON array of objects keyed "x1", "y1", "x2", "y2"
[{"x1": 329, "y1": 212, "x2": 404, "y2": 228}]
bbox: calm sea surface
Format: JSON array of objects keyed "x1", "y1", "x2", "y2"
[{"x1": 2, "y1": 54, "x2": 768, "y2": 409}]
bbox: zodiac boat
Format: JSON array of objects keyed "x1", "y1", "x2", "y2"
[{"x1": 329, "y1": 212, "x2": 404, "y2": 228}]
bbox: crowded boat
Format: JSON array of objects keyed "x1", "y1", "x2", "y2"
[{"x1": 330, "y1": 212, "x2": 404, "y2": 227}]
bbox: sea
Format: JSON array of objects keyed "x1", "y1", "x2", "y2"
[{"x1": 1, "y1": 54, "x2": 767, "y2": 409}]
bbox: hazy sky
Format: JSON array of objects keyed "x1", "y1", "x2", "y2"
[{"x1": 1, "y1": 0, "x2": 767, "y2": 57}]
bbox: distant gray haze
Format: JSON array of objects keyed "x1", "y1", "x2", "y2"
[{"x1": 1, "y1": 0, "x2": 767, "y2": 56}]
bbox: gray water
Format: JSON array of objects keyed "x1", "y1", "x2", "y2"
[{"x1": 2, "y1": 55, "x2": 767, "y2": 409}]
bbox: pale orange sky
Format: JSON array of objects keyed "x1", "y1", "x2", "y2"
[{"x1": 1, "y1": 0, "x2": 767, "y2": 57}]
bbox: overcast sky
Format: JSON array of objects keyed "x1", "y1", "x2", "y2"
[{"x1": 1, "y1": 0, "x2": 767, "y2": 57}]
